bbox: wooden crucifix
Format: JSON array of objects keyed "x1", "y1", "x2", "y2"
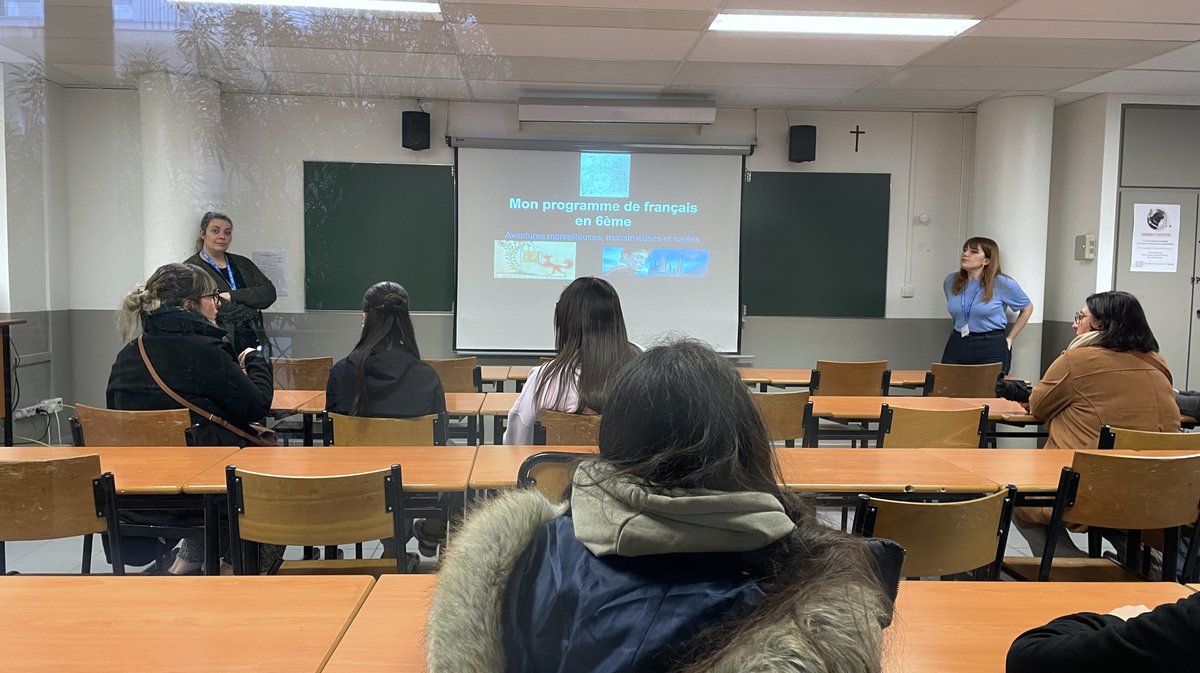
[{"x1": 851, "y1": 125, "x2": 865, "y2": 152}]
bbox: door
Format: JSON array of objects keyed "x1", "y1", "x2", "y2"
[{"x1": 1114, "y1": 189, "x2": 1200, "y2": 387}]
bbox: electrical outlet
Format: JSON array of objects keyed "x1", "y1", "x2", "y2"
[
  {"x1": 900, "y1": 284, "x2": 915, "y2": 298},
  {"x1": 12, "y1": 398, "x2": 66, "y2": 420},
  {"x1": 42, "y1": 397, "x2": 63, "y2": 414}
]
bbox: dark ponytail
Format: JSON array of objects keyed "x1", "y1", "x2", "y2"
[{"x1": 349, "y1": 282, "x2": 420, "y2": 415}]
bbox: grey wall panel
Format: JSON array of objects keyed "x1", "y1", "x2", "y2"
[
  {"x1": 1121, "y1": 106, "x2": 1200, "y2": 189},
  {"x1": 1040, "y1": 320, "x2": 1076, "y2": 376},
  {"x1": 70, "y1": 309, "x2": 126, "y2": 409}
]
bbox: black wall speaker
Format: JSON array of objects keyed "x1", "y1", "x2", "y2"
[
  {"x1": 788, "y1": 125, "x2": 816, "y2": 163},
  {"x1": 402, "y1": 110, "x2": 431, "y2": 151}
]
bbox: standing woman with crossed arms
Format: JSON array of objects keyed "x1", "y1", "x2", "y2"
[
  {"x1": 942, "y1": 237, "x2": 1033, "y2": 375},
  {"x1": 184, "y1": 211, "x2": 277, "y2": 353}
]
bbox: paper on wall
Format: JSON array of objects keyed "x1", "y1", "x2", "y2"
[
  {"x1": 252, "y1": 251, "x2": 288, "y2": 297},
  {"x1": 1130, "y1": 203, "x2": 1180, "y2": 273}
]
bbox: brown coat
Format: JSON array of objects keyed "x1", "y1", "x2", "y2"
[{"x1": 1031, "y1": 346, "x2": 1179, "y2": 449}]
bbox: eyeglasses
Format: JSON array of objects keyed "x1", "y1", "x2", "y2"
[
  {"x1": 1074, "y1": 311, "x2": 1087, "y2": 323},
  {"x1": 197, "y1": 292, "x2": 222, "y2": 305}
]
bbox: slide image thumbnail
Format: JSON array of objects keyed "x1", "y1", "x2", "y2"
[
  {"x1": 494, "y1": 241, "x2": 577, "y2": 280},
  {"x1": 602, "y1": 247, "x2": 709, "y2": 278},
  {"x1": 579, "y1": 153, "x2": 631, "y2": 198}
]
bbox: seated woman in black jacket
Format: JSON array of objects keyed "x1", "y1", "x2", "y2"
[
  {"x1": 326, "y1": 281, "x2": 446, "y2": 564},
  {"x1": 107, "y1": 262, "x2": 275, "y2": 574},
  {"x1": 1007, "y1": 593, "x2": 1200, "y2": 672}
]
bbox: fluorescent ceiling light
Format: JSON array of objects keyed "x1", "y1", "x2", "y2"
[
  {"x1": 175, "y1": 0, "x2": 440, "y2": 13},
  {"x1": 710, "y1": 14, "x2": 978, "y2": 37}
]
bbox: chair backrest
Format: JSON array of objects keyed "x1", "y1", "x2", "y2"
[
  {"x1": 518, "y1": 451, "x2": 583, "y2": 503},
  {"x1": 326, "y1": 412, "x2": 447, "y2": 446},
  {"x1": 751, "y1": 390, "x2": 812, "y2": 447},
  {"x1": 877, "y1": 405, "x2": 988, "y2": 448},
  {"x1": 812, "y1": 360, "x2": 890, "y2": 396},
  {"x1": 1061, "y1": 452, "x2": 1200, "y2": 530},
  {"x1": 853, "y1": 485, "x2": 1016, "y2": 578},
  {"x1": 926, "y1": 362, "x2": 1002, "y2": 398},
  {"x1": 70, "y1": 404, "x2": 191, "y2": 446},
  {"x1": 424, "y1": 357, "x2": 482, "y2": 392},
  {"x1": 538, "y1": 356, "x2": 554, "y2": 365},
  {"x1": 271, "y1": 356, "x2": 334, "y2": 390},
  {"x1": 0, "y1": 455, "x2": 120, "y2": 549},
  {"x1": 533, "y1": 410, "x2": 602, "y2": 446},
  {"x1": 1098, "y1": 425, "x2": 1200, "y2": 451},
  {"x1": 226, "y1": 464, "x2": 404, "y2": 574}
]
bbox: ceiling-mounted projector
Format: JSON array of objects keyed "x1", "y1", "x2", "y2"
[{"x1": 517, "y1": 97, "x2": 718, "y2": 125}]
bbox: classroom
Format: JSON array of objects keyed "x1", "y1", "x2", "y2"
[{"x1": 3, "y1": 1, "x2": 1200, "y2": 671}]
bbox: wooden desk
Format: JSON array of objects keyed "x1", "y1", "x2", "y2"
[
  {"x1": 0, "y1": 446, "x2": 239, "y2": 495},
  {"x1": 271, "y1": 389, "x2": 323, "y2": 415},
  {"x1": 812, "y1": 396, "x2": 1025, "y2": 421},
  {"x1": 184, "y1": 446, "x2": 478, "y2": 494},
  {"x1": 482, "y1": 392, "x2": 521, "y2": 444},
  {"x1": 469, "y1": 444, "x2": 599, "y2": 490},
  {"x1": 0, "y1": 575, "x2": 374, "y2": 673},
  {"x1": 508, "y1": 365, "x2": 533, "y2": 382},
  {"x1": 445, "y1": 392, "x2": 486, "y2": 445},
  {"x1": 325, "y1": 575, "x2": 435, "y2": 673},
  {"x1": 889, "y1": 369, "x2": 930, "y2": 388},
  {"x1": 738, "y1": 368, "x2": 932, "y2": 392},
  {"x1": 0, "y1": 318, "x2": 25, "y2": 446},
  {"x1": 886, "y1": 581, "x2": 1192, "y2": 673},
  {"x1": 480, "y1": 365, "x2": 511, "y2": 391},
  {"x1": 775, "y1": 448, "x2": 999, "y2": 494}
]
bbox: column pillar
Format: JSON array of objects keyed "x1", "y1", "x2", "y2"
[
  {"x1": 138, "y1": 72, "x2": 224, "y2": 274},
  {"x1": 971, "y1": 95, "x2": 1053, "y2": 380}
]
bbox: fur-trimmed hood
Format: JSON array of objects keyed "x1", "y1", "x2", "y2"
[{"x1": 426, "y1": 489, "x2": 889, "y2": 673}]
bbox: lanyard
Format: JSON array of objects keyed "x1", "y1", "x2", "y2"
[
  {"x1": 200, "y1": 249, "x2": 237, "y2": 291},
  {"x1": 960, "y1": 282, "x2": 982, "y2": 330}
]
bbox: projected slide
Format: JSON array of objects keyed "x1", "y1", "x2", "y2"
[{"x1": 456, "y1": 148, "x2": 743, "y2": 352}]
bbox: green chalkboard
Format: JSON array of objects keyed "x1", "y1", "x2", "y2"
[
  {"x1": 740, "y1": 172, "x2": 890, "y2": 317},
  {"x1": 304, "y1": 162, "x2": 454, "y2": 311}
]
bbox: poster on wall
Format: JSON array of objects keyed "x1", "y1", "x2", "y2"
[
  {"x1": 252, "y1": 251, "x2": 288, "y2": 297},
  {"x1": 1130, "y1": 203, "x2": 1180, "y2": 273}
]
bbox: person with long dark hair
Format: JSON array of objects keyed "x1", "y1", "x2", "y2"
[
  {"x1": 942, "y1": 237, "x2": 1033, "y2": 375},
  {"x1": 503, "y1": 276, "x2": 639, "y2": 444},
  {"x1": 326, "y1": 281, "x2": 445, "y2": 418},
  {"x1": 1031, "y1": 290, "x2": 1179, "y2": 449},
  {"x1": 428, "y1": 341, "x2": 895, "y2": 673},
  {"x1": 183, "y1": 211, "x2": 277, "y2": 353}
]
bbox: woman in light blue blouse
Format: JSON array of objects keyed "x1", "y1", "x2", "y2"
[{"x1": 942, "y1": 237, "x2": 1032, "y2": 375}]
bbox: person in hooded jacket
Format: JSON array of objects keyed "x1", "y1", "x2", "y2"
[
  {"x1": 107, "y1": 262, "x2": 276, "y2": 574},
  {"x1": 325, "y1": 281, "x2": 445, "y2": 419},
  {"x1": 427, "y1": 340, "x2": 895, "y2": 673},
  {"x1": 325, "y1": 281, "x2": 446, "y2": 564}
]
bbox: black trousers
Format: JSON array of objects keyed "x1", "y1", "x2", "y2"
[{"x1": 941, "y1": 329, "x2": 1011, "y2": 375}]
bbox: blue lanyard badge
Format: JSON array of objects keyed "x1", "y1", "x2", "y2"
[
  {"x1": 960, "y1": 284, "x2": 982, "y2": 337},
  {"x1": 200, "y1": 249, "x2": 237, "y2": 291}
]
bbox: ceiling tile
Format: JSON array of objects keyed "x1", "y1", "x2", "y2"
[
  {"x1": 468, "y1": 79, "x2": 664, "y2": 101},
  {"x1": 45, "y1": 37, "x2": 116, "y2": 65},
  {"x1": 663, "y1": 85, "x2": 857, "y2": 108},
  {"x1": 913, "y1": 37, "x2": 1188, "y2": 69},
  {"x1": 445, "y1": 4, "x2": 710, "y2": 30},
  {"x1": 232, "y1": 46, "x2": 463, "y2": 79},
  {"x1": 834, "y1": 88, "x2": 997, "y2": 110},
  {"x1": 222, "y1": 13, "x2": 458, "y2": 54},
  {"x1": 998, "y1": 0, "x2": 1200, "y2": 24},
  {"x1": 968, "y1": 19, "x2": 1200, "y2": 41},
  {"x1": 452, "y1": 24, "x2": 698, "y2": 60},
  {"x1": 1064, "y1": 69, "x2": 1200, "y2": 95},
  {"x1": 52, "y1": 63, "x2": 126, "y2": 87},
  {"x1": 461, "y1": 55, "x2": 675, "y2": 85},
  {"x1": 443, "y1": 0, "x2": 719, "y2": 9},
  {"x1": 1128, "y1": 43, "x2": 1200, "y2": 72},
  {"x1": 874, "y1": 65, "x2": 1104, "y2": 91},
  {"x1": 672, "y1": 62, "x2": 894, "y2": 89},
  {"x1": 262, "y1": 71, "x2": 472, "y2": 99},
  {"x1": 689, "y1": 33, "x2": 944, "y2": 66},
  {"x1": 45, "y1": 5, "x2": 112, "y2": 39},
  {"x1": 44, "y1": 64, "x2": 98, "y2": 86},
  {"x1": 719, "y1": 0, "x2": 1011, "y2": 16}
]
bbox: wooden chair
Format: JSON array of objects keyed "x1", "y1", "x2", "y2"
[
  {"x1": 853, "y1": 485, "x2": 1016, "y2": 579},
  {"x1": 0, "y1": 455, "x2": 124, "y2": 574},
  {"x1": 533, "y1": 410, "x2": 602, "y2": 446},
  {"x1": 518, "y1": 451, "x2": 583, "y2": 503},
  {"x1": 811, "y1": 360, "x2": 890, "y2": 396},
  {"x1": 923, "y1": 362, "x2": 1002, "y2": 398},
  {"x1": 225, "y1": 464, "x2": 408, "y2": 576},
  {"x1": 1005, "y1": 452, "x2": 1200, "y2": 582},
  {"x1": 326, "y1": 412, "x2": 447, "y2": 446},
  {"x1": 1098, "y1": 425, "x2": 1200, "y2": 450},
  {"x1": 271, "y1": 356, "x2": 333, "y2": 390},
  {"x1": 751, "y1": 390, "x2": 813, "y2": 447},
  {"x1": 876, "y1": 404, "x2": 989, "y2": 448},
  {"x1": 69, "y1": 404, "x2": 191, "y2": 446},
  {"x1": 424, "y1": 357, "x2": 482, "y2": 393}
]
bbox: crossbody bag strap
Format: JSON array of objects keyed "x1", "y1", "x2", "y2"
[
  {"x1": 137, "y1": 336, "x2": 262, "y2": 445},
  {"x1": 1126, "y1": 349, "x2": 1173, "y2": 386}
]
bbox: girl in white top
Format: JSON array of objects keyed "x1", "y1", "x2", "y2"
[{"x1": 504, "y1": 277, "x2": 639, "y2": 444}]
